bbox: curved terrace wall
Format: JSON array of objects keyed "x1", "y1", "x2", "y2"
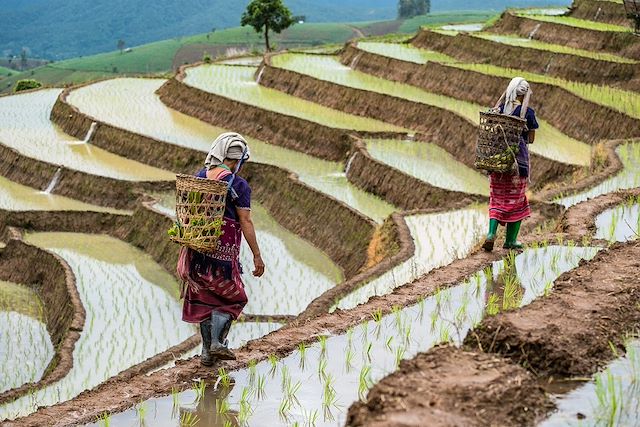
[
  {"x1": 346, "y1": 139, "x2": 487, "y2": 210},
  {"x1": 0, "y1": 143, "x2": 164, "y2": 211},
  {"x1": 0, "y1": 239, "x2": 84, "y2": 405},
  {"x1": 571, "y1": 0, "x2": 630, "y2": 26},
  {"x1": 259, "y1": 56, "x2": 579, "y2": 191},
  {"x1": 411, "y1": 29, "x2": 639, "y2": 89},
  {"x1": 157, "y1": 65, "x2": 407, "y2": 162},
  {"x1": 489, "y1": 12, "x2": 640, "y2": 60},
  {"x1": 50, "y1": 90, "x2": 379, "y2": 278},
  {"x1": 341, "y1": 44, "x2": 640, "y2": 146}
]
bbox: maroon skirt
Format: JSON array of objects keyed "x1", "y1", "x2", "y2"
[
  {"x1": 488, "y1": 172, "x2": 531, "y2": 224},
  {"x1": 177, "y1": 217, "x2": 247, "y2": 322}
]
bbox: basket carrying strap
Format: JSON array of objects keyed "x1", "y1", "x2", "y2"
[
  {"x1": 213, "y1": 146, "x2": 249, "y2": 202},
  {"x1": 492, "y1": 90, "x2": 531, "y2": 120}
]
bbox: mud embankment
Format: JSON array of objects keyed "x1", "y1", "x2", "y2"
[
  {"x1": 411, "y1": 29, "x2": 639, "y2": 90},
  {"x1": 52, "y1": 88, "x2": 380, "y2": 278},
  {"x1": 465, "y1": 241, "x2": 640, "y2": 377},
  {"x1": 0, "y1": 239, "x2": 84, "y2": 406},
  {"x1": 347, "y1": 346, "x2": 552, "y2": 427},
  {"x1": 349, "y1": 238, "x2": 640, "y2": 426},
  {"x1": 157, "y1": 67, "x2": 405, "y2": 162},
  {"x1": 571, "y1": 0, "x2": 631, "y2": 27},
  {"x1": 342, "y1": 44, "x2": 640, "y2": 146},
  {"x1": 346, "y1": 139, "x2": 487, "y2": 210},
  {"x1": 489, "y1": 12, "x2": 640, "y2": 60}
]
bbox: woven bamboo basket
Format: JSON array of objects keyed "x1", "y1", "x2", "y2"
[
  {"x1": 474, "y1": 112, "x2": 527, "y2": 173},
  {"x1": 168, "y1": 174, "x2": 228, "y2": 254}
]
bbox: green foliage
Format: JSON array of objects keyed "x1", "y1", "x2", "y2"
[
  {"x1": 241, "y1": 0, "x2": 295, "y2": 51},
  {"x1": 13, "y1": 79, "x2": 42, "y2": 92},
  {"x1": 398, "y1": 0, "x2": 431, "y2": 19}
]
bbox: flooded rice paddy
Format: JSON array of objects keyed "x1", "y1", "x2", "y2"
[
  {"x1": 152, "y1": 195, "x2": 344, "y2": 316},
  {"x1": 272, "y1": 52, "x2": 592, "y2": 167},
  {"x1": 183, "y1": 64, "x2": 406, "y2": 133},
  {"x1": 0, "y1": 233, "x2": 195, "y2": 420},
  {"x1": 594, "y1": 198, "x2": 640, "y2": 243},
  {"x1": 541, "y1": 339, "x2": 640, "y2": 427},
  {"x1": 0, "y1": 175, "x2": 125, "y2": 213},
  {"x1": 0, "y1": 89, "x2": 172, "y2": 182},
  {"x1": 98, "y1": 245, "x2": 598, "y2": 427},
  {"x1": 0, "y1": 281, "x2": 53, "y2": 394},
  {"x1": 557, "y1": 143, "x2": 640, "y2": 207},
  {"x1": 67, "y1": 78, "x2": 394, "y2": 222},
  {"x1": 365, "y1": 139, "x2": 489, "y2": 195},
  {"x1": 335, "y1": 206, "x2": 488, "y2": 311},
  {"x1": 439, "y1": 23, "x2": 484, "y2": 32}
]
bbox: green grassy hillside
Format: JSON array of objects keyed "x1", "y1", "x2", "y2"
[{"x1": 0, "y1": 11, "x2": 494, "y2": 93}]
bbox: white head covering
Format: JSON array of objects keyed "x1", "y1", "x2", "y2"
[
  {"x1": 204, "y1": 132, "x2": 251, "y2": 170},
  {"x1": 502, "y1": 77, "x2": 531, "y2": 116}
]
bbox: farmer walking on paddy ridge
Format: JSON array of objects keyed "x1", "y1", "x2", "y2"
[
  {"x1": 177, "y1": 132, "x2": 266, "y2": 366},
  {"x1": 482, "y1": 77, "x2": 539, "y2": 252}
]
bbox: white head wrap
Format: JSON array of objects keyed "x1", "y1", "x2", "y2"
[
  {"x1": 502, "y1": 77, "x2": 531, "y2": 116},
  {"x1": 204, "y1": 132, "x2": 250, "y2": 170}
]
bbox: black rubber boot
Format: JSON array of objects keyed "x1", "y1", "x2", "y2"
[
  {"x1": 210, "y1": 311, "x2": 236, "y2": 361},
  {"x1": 482, "y1": 219, "x2": 499, "y2": 252},
  {"x1": 199, "y1": 319, "x2": 214, "y2": 367}
]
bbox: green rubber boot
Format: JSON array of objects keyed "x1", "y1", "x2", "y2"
[
  {"x1": 504, "y1": 221, "x2": 524, "y2": 250},
  {"x1": 482, "y1": 219, "x2": 499, "y2": 252}
]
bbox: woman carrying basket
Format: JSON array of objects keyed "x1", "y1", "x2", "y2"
[
  {"x1": 178, "y1": 132, "x2": 265, "y2": 366},
  {"x1": 482, "y1": 77, "x2": 539, "y2": 252}
]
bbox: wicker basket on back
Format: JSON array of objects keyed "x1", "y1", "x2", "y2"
[
  {"x1": 474, "y1": 111, "x2": 527, "y2": 173},
  {"x1": 168, "y1": 174, "x2": 229, "y2": 255}
]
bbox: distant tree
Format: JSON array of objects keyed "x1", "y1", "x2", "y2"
[
  {"x1": 117, "y1": 39, "x2": 126, "y2": 54},
  {"x1": 241, "y1": 0, "x2": 294, "y2": 52},
  {"x1": 398, "y1": 0, "x2": 430, "y2": 19},
  {"x1": 14, "y1": 79, "x2": 42, "y2": 93}
]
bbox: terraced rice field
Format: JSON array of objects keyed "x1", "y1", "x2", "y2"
[
  {"x1": 0, "y1": 90, "x2": 172, "y2": 181},
  {"x1": 0, "y1": 233, "x2": 195, "y2": 420},
  {"x1": 67, "y1": 78, "x2": 394, "y2": 222},
  {"x1": 3, "y1": 1, "x2": 640, "y2": 425},
  {"x1": 0, "y1": 175, "x2": 122, "y2": 212},
  {"x1": 515, "y1": 13, "x2": 633, "y2": 32},
  {"x1": 272, "y1": 52, "x2": 593, "y2": 166},
  {"x1": 183, "y1": 64, "x2": 407, "y2": 133},
  {"x1": 98, "y1": 245, "x2": 599, "y2": 426},
  {"x1": 358, "y1": 39, "x2": 640, "y2": 120},
  {"x1": 474, "y1": 33, "x2": 638, "y2": 63}
]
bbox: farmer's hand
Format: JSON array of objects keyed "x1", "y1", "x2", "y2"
[{"x1": 253, "y1": 254, "x2": 265, "y2": 277}]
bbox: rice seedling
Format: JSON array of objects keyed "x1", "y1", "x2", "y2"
[
  {"x1": 319, "y1": 335, "x2": 327, "y2": 356},
  {"x1": 135, "y1": 401, "x2": 147, "y2": 425},
  {"x1": 180, "y1": 412, "x2": 200, "y2": 427},
  {"x1": 302, "y1": 408, "x2": 319, "y2": 427},
  {"x1": 256, "y1": 374, "x2": 266, "y2": 400},
  {"x1": 358, "y1": 365, "x2": 373, "y2": 402},
  {"x1": 345, "y1": 346, "x2": 355, "y2": 372},
  {"x1": 318, "y1": 357, "x2": 328, "y2": 381},
  {"x1": 215, "y1": 398, "x2": 230, "y2": 415},
  {"x1": 192, "y1": 379, "x2": 206, "y2": 401},
  {"x1": 371, "y1": 308, "x2": 383, "y2": 323},
  {"x1": 322, "y1": 374, "x2": 339, "y2": 420},
  {"x1": 268, "y1": 354, "x2": 279, "y2": 377},
  {"x1": 395, "y1": 347, "x2": 406, "y2": 368},
  {"x1": 248, "y1": 360, "x2": 257, "y2": 386}
]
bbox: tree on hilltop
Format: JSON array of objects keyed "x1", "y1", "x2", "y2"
[
  {"x1": 241, "y1": 0, "x2": 294, "y2": 52},
  {"x1": 398, "y1": 0, "x2": 431, "y2": 19},
  {"x1": 117, "y1": 39, "x2": 126, "y2": 54}
]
